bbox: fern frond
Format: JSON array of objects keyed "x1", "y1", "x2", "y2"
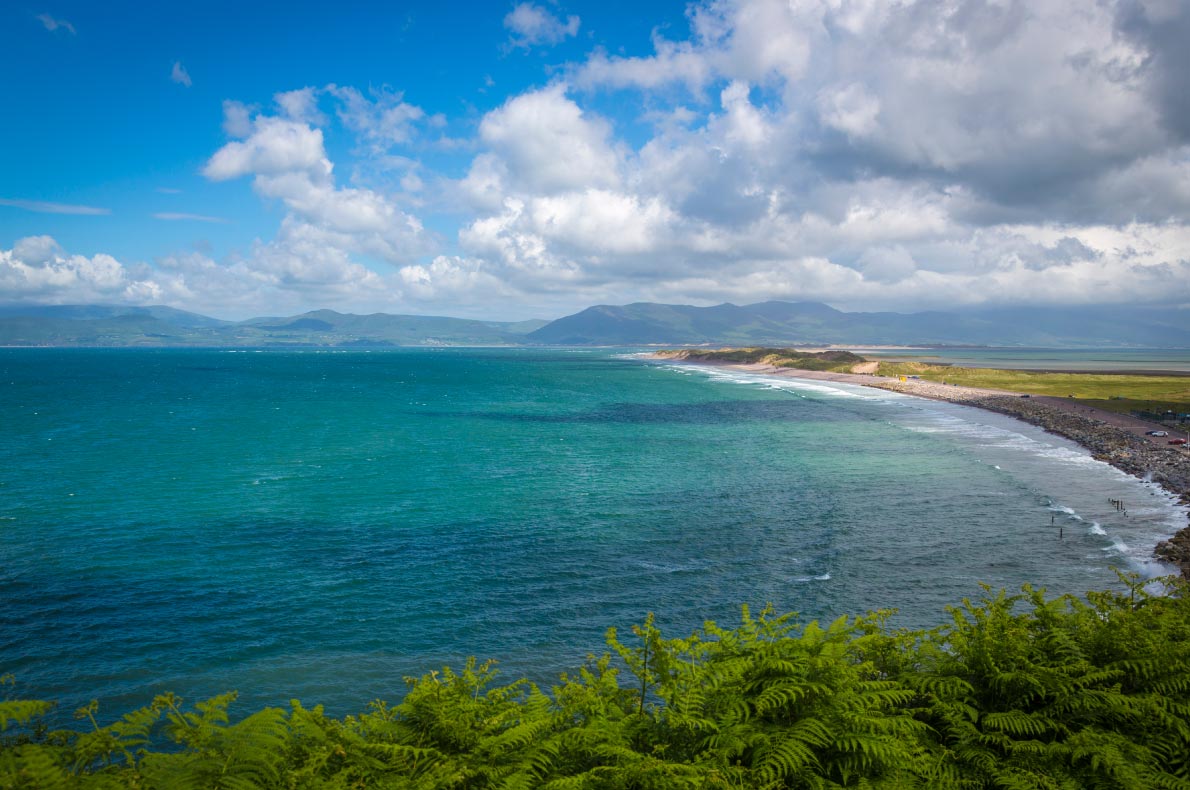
[{"x1": 0, "y1": 700, "x2": 55, "y2": 732}]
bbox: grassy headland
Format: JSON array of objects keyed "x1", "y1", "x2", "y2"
[
  {"x1": 655, "y1": 347, "x2": 868, "y2": 372},
  {"x1": 656, "y1": 347, "x2": 1190, "y2": 420},
  {"x1": 872, "y1": 361, "x2": 1190, "y2": 418}
]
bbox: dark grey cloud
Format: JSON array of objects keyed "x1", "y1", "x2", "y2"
[{"x1": 1115, "y1": 0, "x2": 1190, "y2": 141}]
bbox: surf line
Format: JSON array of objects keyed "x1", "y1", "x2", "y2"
[{"x1": 654, "y1": 355, "x2": 1190, "y2": 579}]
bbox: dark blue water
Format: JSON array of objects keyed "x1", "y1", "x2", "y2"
[{"x1": 1, "y1": 348, "x2": 1183, "y2": 717}]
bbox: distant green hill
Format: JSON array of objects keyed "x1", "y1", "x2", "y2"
[
  {"x1": 0, "y1": 305, "x2": 547, "y2": 347},
  {"x1": 527, "y1": 301, "x2": 1190, "y2": 347},
  {"x1": 3, "y1": 300, "x2": 1187, "y2": 347}
]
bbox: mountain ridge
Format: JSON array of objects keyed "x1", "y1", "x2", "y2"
[
  {"x1": 0, "y1": 301, "x2": 1187, "y2": 348},
  {"x1": 526, "y1": 301, "x2": 1190, "y2": 348}
]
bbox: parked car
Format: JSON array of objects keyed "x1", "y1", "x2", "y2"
[
  {"x1": 1147, "y1": 430, "x2": 1169, "y2": 436},
  {"x1": 1169, "y1": 438, "x2": 1187, "y2": 445}
]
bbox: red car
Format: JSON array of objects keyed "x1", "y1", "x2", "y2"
[{"x1": 1170, "y1": 438, "x2": 1188, "y2": 445}]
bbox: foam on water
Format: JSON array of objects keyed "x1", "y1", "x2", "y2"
[{"x1": 677, "y1": 362, "x2": 1188, "y2": 576}]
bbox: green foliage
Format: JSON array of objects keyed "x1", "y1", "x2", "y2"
[
  {"x1": 4, "y1": 577, "x2": 1190, "y2": 788},
  {"x1": 872, "y1": 362, "x2": 1190, "y2": 415}
]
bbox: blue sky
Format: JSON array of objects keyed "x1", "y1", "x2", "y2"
[{"x1": 2, "y1": 0, "x2": 1189, "y2": 320}]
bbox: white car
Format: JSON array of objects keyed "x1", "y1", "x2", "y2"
[{"x1": 1146, "y1": 430, "x2": 1169, "y2": 437}]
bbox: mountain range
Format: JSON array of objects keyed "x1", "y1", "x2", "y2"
[{"x1": 1, "y1": 301, "x2": 1187, "y2": 348}]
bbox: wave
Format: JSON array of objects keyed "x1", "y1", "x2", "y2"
[
  {"x1": 682, "y1": 360, "x2": 1190, "y2": 580},
  {"x1": 680, "y1": 365, "x2": 901, "y2": 403}
]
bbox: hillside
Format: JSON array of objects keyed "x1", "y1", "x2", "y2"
[
  {"x1": 0, "y1": 305, "x2": 546, "y2": 347},
  {"x1": 3, "y1": 300, "x2": 1188, "y2": 348},
  {"x1": 527, "y1": 301, "x2": 1190, "y2": 347}
]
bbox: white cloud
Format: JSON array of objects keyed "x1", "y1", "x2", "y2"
[
  {"x1": 398, "y1": 255, "x2": 511, "y2": 304},
  {"x1": 204, "y1": 117, "x2": 331, "y2": 182},
  {"x1": 0, "y1": 197, "x2": 110, "y2": 215},
  {"x1": 199, "y1": 104, "x2": 431, "y2": 308},
  {"x1": 0, "y1": 237, "x2": 161, "y2": 304},
  {"x1": 817, "y1": 83, "x2": 880, "y2": 139},
  {"x1": 221, "y1": 100, "x2": 255, "y2": 138},
  {"x1": 152, "y1": 212, "x2": 229, "y2": 223},
  {"x1": 13, "y1": 236, "x2": 62, "y2": 265},
  {"x1": 171, "y1": 61, "x2": 192, "y2": 87},
  {"x1": 274, "y1": 87, "x2": 326, "y2": 126},
  {"x1": 436, "y1": 0, "x2": 1190, "y2": 314},
  {"x1": 328, "y1": 85, "x2": 427, "y2": 153},
  {"x1": 573, "y1": 0, "x2": 819, "y2": 94},
  {"x1": 37, "y1": 13, "x2": 75, "y2": 34},
  {"x1": 476, "y1": 84, "x2": 620, "y2": 195},
  {"x1": 504, "y1": 3, "x2": 580, "y2": 49},
  {"x1": 14, "y1": 1, "x2": 1190, "y2": 320}
]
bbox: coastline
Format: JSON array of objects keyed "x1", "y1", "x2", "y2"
[{"x1": 659, "y1": 357, "x2": 1190, "y2": 578}]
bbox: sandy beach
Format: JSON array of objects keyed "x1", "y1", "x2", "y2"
[{"x1": 669, "y1": 358, "x2": 1190, "y2": 577}]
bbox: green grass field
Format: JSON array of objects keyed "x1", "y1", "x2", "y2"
[{"x1": 875, "y1": 361, "x2": 1190, "y2": 419}]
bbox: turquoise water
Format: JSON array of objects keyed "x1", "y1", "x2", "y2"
[
  {"x1": 1, "y1": 348, "x2": 1185, "y2": 718},
  {"x1": 853, "y1": 347, "x2": 1190, "y2": 372}
]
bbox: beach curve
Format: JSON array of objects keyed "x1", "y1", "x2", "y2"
[{"x1": 657, "y1": 356, "x2": 1190, "y2": 578}]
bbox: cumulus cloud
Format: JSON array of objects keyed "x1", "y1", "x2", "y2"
[
  {"x1": 170, "y1": 61, "x2": 192, "y2": 87},
  {"x1": 274, "y1": 87, "x2": 326, "y2": 126},
  {"x1": 474, "y1": 84, "x2": 621, "y2": 195},
  {"x1": 221, "y1": 100, "x2": 255, "y2": 138},
  {"x1": 417, "y1": 0, "x2": 1190, "y2": 314},
  {"x1": 504, "y1": 3, "x2": 580, "y2": 49},
  {"x1": 13, "y1": 2, "x2": 1190, "y2": 319},
  {"x1": 0, "y1": 232, "x2": 438, "y2": 320},
  {"x1": 204, "y1": 117, "x2": 331, "y2": 182},
  {"x1": 328, "y1": 85, "x2": 428, "y2": 153},
  {"x1": 0, "y1": 237, "x2": 163, "y2": 304},
  {"x1": 204, "y1": 110, "x2": 430, "y2": 264},
  {"x1": 573, "y1": 0, "x2": 818, "y2": 94}
]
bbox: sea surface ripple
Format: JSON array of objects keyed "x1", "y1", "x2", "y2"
[{"x1": 1, "y1": 348, "x2": 1183, "y2": 717}]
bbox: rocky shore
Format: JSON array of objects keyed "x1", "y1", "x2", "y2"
[{"x1": 669, "y1": 358, "x2": 1190, "y2": 578}]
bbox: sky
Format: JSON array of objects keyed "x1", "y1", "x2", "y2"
[{"x1": 1, "y1": 0, "x2": 1189, "y2": 321}]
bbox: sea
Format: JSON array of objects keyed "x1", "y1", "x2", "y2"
[{"x1": 1, "y1": 348, "x2": 1186, "y2": 719}]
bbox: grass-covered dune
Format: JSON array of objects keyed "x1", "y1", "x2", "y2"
[
  {"x1": 657, "y1": 347, "x2": 1190, "y2": 419},
  {"x1": 656, "y1": 347, "x2": 868, "y2": 372},
  {"x1": 4, "y1": 577, "x2": 1190, "y2": 788},
  {"x1": 874, "y1": 361, "x2": 1190, "y2": 418}
]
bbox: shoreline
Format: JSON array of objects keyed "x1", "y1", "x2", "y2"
[{"x1": 659, "y1": 357, "x2": 1190, "y2": 578}]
